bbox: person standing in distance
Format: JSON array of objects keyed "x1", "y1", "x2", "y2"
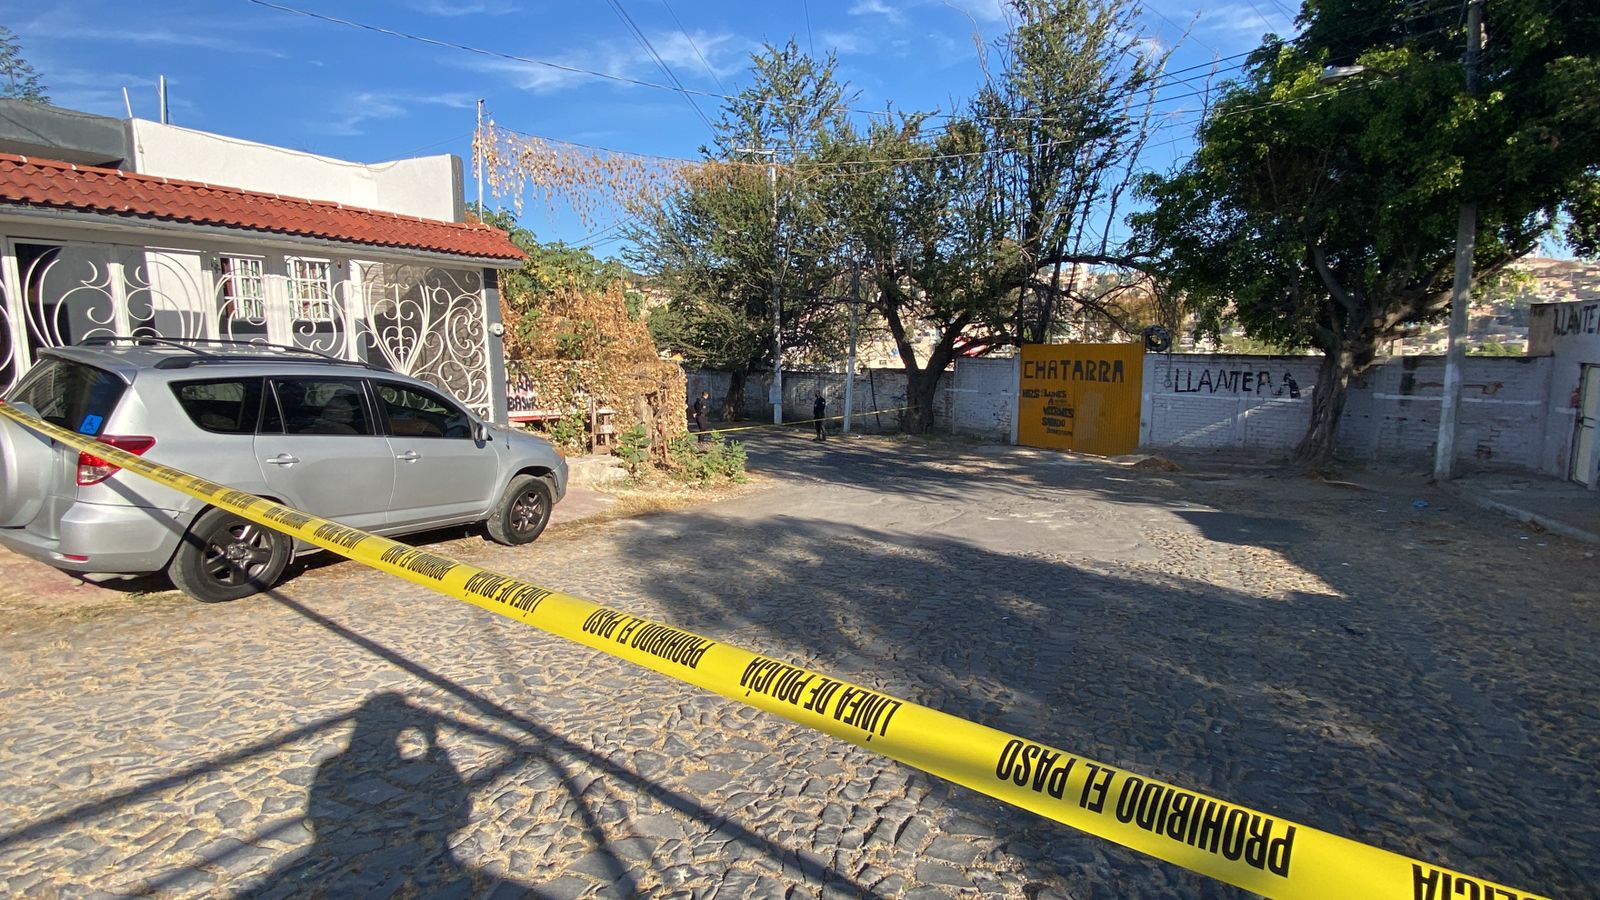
[
  {"x1": 813, "y1": 392, "x2": 827, "y2": 442},
  {"x1": 693, "y1": 390, "x2": 711, "y2": 443}
]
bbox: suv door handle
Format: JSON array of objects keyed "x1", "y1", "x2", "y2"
[
  {"x1": 266, "y1": 453, "x2": 300, "y2": 466},
  {"x1": 396, "y1": 450, "x2": 421, "y2": 462}
]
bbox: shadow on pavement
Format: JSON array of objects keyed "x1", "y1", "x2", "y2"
[
  {"x1": 603, "y1": 438, "x2": 1598, "y2": 897},
  {"x1": 235, "y1": 692, "x2": 489, "y2": 899}
]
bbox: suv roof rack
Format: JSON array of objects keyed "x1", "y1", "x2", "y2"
[{"x1": 74, "y1": 336, "x2": 380, "y2": 370}]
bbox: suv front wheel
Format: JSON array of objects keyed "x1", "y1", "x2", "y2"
[
  {"x1": 168, "y1": 508, "x2": 292, "y2": 602},
  {"x1": 485, "y1": 474, "x2": 553, "y2": 546}
]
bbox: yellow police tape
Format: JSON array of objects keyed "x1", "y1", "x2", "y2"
[{"x1": 0, "y1": 402, "x2": 1545, "y2": 900}]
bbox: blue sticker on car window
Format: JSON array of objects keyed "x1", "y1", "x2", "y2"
[{"x1": 79, "y1": 414, "x2": 103, "y2": 435}]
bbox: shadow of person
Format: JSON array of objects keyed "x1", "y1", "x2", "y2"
[{"x1": 239, "y1": 692, "x2": 514, "y2": 899}]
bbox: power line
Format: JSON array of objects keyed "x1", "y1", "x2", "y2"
[
  {"x1": 242, "y1": 0, "x2": 1233, "y2": 133},
  {"x1": 659, "y1": 0, "x2": 727, "y2": 94},
  {"x1": 604, "y1": 0, "x2": 716, "y2": 131}
]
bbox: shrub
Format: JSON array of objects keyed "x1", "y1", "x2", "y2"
[
  {"x1": 666, "y1": 433, "x2": 747, "y2": 485},
  {"x1": 617, "y1": 423, "x2": 651, "y2": 480},
  {"x1": 545, "y1": 410, "x2": 588, "y2": 454}
]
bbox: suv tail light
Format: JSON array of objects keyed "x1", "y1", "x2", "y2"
[{"x1": 77, "y1": 435, "x2": 157, "y2": 486}]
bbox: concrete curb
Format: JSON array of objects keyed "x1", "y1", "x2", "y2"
[{"x1": 1444, "y1": 483, "x2": 1600, "y2": 546}]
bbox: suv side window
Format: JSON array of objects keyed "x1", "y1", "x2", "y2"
[
  {"x1": 9, "y1": 358, "x2": 126, "y2": 436},
  {"x1": 268, "y1": 378, "x2": 375, "y2": 436},
  {"x1": 171, "y1": 378, "x2": 264, "y2": 434},
  {"x1": 374, "y1": 381, "x2": 473, "y2": 439}
]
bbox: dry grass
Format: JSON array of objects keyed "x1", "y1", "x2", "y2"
[{"x1": 545, "y1": 475, "x2": 769, "y2": 540}]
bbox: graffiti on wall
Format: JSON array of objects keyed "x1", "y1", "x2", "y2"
[
  {"x1": 1017, "y1": 343, "x2": 1143, "y2": 454},
  {"x1": 1553, "y1": 302, "x2": 1600, "y2": 336},
  {"x1": 1171, "y1": 367, "x2": 1302, "y2": 399}
]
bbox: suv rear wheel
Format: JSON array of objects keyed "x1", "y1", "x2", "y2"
[
  {"x1": 168, "y1": 508, "x2": 291, "y2": 602},
  {"x1": 485, "y1": 474, "x2": 553, "y2": 546}
]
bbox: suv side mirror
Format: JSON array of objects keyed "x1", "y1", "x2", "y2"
[{"x1": 473, "y1": 421, "x2": 491, "y2": 442}]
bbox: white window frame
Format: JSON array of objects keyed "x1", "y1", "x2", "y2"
[
  {"x1": 218, "y1": 255, "x2": 267, "y2": 321},
  {"x1": 287, "y1": 256, "x2": 335, "y2": 322}
]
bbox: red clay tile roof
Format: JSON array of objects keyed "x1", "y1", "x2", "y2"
[{"x1": 0, "y1": 153, "x2": 525, "y2": 262}]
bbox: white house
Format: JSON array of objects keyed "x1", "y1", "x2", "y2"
[{"x1": 0, "y1": 100, "x2": 523, "y2": 421}]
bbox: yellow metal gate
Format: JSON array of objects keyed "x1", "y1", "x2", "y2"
[{"x1": 1017, "y1": 343, "x2": 1143, "y2": 455}]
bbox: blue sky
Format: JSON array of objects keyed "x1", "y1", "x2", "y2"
[{"x1": 4, "y1": 0, "x2": 1296, "y2": 255}]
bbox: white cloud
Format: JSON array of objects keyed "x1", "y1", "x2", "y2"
[
  {"x1": 27, "y1": 22, "x2": 288, "y2": 58},
  {"x1": 1192, "y1": 4, "x2": 1295, "y2": 39},
  {"x1": 465, "y1": 30, "x2": 742, "y2": 95},
  {"x1": 941, "y1": 0, "x2": 1009, "y2": 24},
  {"x1": 327, "y1": 91, "x2": 478, "y2": 137},
  {"x1": 850, "y1": 0, "x2": 908, "y2": 24},
  {"x1": 820, "y1": 30, "x2": 874, "y2": 55},
  {"x1": 403, "y1": 0, "x2": 518, "y2": 15}
]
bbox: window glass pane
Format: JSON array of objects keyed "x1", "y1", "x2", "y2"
[
  {"x1": 288, "y1": 258, "x2": 334, "y2": 322},
  {"x1": 219, "y1": 257, "x2": 266, "y2": 320},
  {"x1": 375, "y1": 382, "x2": 471, "y2": 438},
  {"x1": 172, "y1": 378, "x2": 262, "y2": 434},
  {"x1": 10, "y1": 358, "x2": 126, "y2": 435},
  {"x1": 271, "y1": 378, "x2": 373, "y2": 436}
]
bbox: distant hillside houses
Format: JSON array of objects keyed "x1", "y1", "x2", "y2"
[{"x1": 1386, "y1": 256, "x2": 1600, "y2": 356}]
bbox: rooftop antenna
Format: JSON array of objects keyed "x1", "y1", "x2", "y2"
[
  {"x1": 158, "y1": 75, "x2": 169, "y2": 125},
  {"x1": 121, "y1": 87, "x2": 133, "y2": 119}
]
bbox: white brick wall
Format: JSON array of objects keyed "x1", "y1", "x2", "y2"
[
  {"x1": 1336, "y1": 356, "x2": 1551, "y2": 469},
  {"x1": 1140, "y1": 353, "x2": 1552, "y2": 467},
  {"x1": 1141, "y1": 355, "x2": 1320, "y2": 450},
  {"x1": 696, "y1": 350, "x2": 1564, "y2": 473}
]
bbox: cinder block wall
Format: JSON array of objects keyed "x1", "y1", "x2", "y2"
[
  {"x1": 691, "y1": 353, "x2": 1557, "y2": 472},
  {"x1": 1335, "y1": 356, "x2": 1551, "y2": 469},
  {"x1": 1141, "y1": 355, "x2": 1321, "y2": 450},
  {"x1": 935, "y1": 357, "x2": 1016, "y2": 440},
  {"x1": 1141, "y1": 353, "x2": 1552, "y2": 468}
]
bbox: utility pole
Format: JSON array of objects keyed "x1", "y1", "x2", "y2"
[
  {"x1": 1434, "y1": 0, "x2": 1485, "y2": 481},
  {"x1": 476, "y1": 99, "x2": 485, "y2": 215},
  {"x1": 844, "y1": 257, "x2": 860, "y2": 434},
  {"x1": 767, "y1": 155, "x2": 782, "y2": 425}
]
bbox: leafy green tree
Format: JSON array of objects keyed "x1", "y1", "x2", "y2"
[
  {"x1": 1134, "y1": 0, "x2": 1600, "y2": 463},
  {"x1": 0, "y1": 27, "x2": 47, "y2": 103},
  {"x1": 817, "y1": 114, "x2": 1014, "y2": 430},
  {"x1": 632, "y1": 41, "x2": 854, "y2": 418},
  {"x1": 815, "y1": 0, "x2": 1168, "y2": 431},
  {"x1": 468, "y1": 204, "x2": 631, "y2": 359}
]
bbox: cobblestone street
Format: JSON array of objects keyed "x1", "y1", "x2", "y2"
[{"x1": 1, "y1": 431, "x2": 1596, "y2": 899}]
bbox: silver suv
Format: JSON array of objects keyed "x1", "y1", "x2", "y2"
[{"x1": 0, "y1": 338, "x2": 567, "y2": 602}]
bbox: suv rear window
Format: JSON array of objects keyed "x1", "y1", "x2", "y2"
[
  {"x1": 8, "y1": 358, "x2": 126, "y2": 436},
  {"x1": 172, "y1": 378, "x2": 264, "y2": 434}
]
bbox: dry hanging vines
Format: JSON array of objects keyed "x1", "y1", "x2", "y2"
[{"x1": 475, "y1": 121, "x2": 692, "y2": 227}]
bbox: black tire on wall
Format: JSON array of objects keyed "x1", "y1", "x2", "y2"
[{"x1": 168, "y1": 508, "x2": 292, "y2": 602}]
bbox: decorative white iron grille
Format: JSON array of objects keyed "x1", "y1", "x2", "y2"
[{"x1": 1, "y1": 242, "x2": 494, "y2": 418}]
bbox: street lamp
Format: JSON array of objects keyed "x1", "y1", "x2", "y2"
[
  {"x1": 1317, "y1": 0, "x2": 1484, "y2": 480},
  {"x1": 732, "y1": 146, "x2": 783, "y2": 425},
  {"x1": 1316, "y1": 63, "x2": 1394, "y2": 84}
]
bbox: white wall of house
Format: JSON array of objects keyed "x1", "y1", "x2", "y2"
[{"x1": 129, "y1": 120, "x2": 463, "y2": 222}]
